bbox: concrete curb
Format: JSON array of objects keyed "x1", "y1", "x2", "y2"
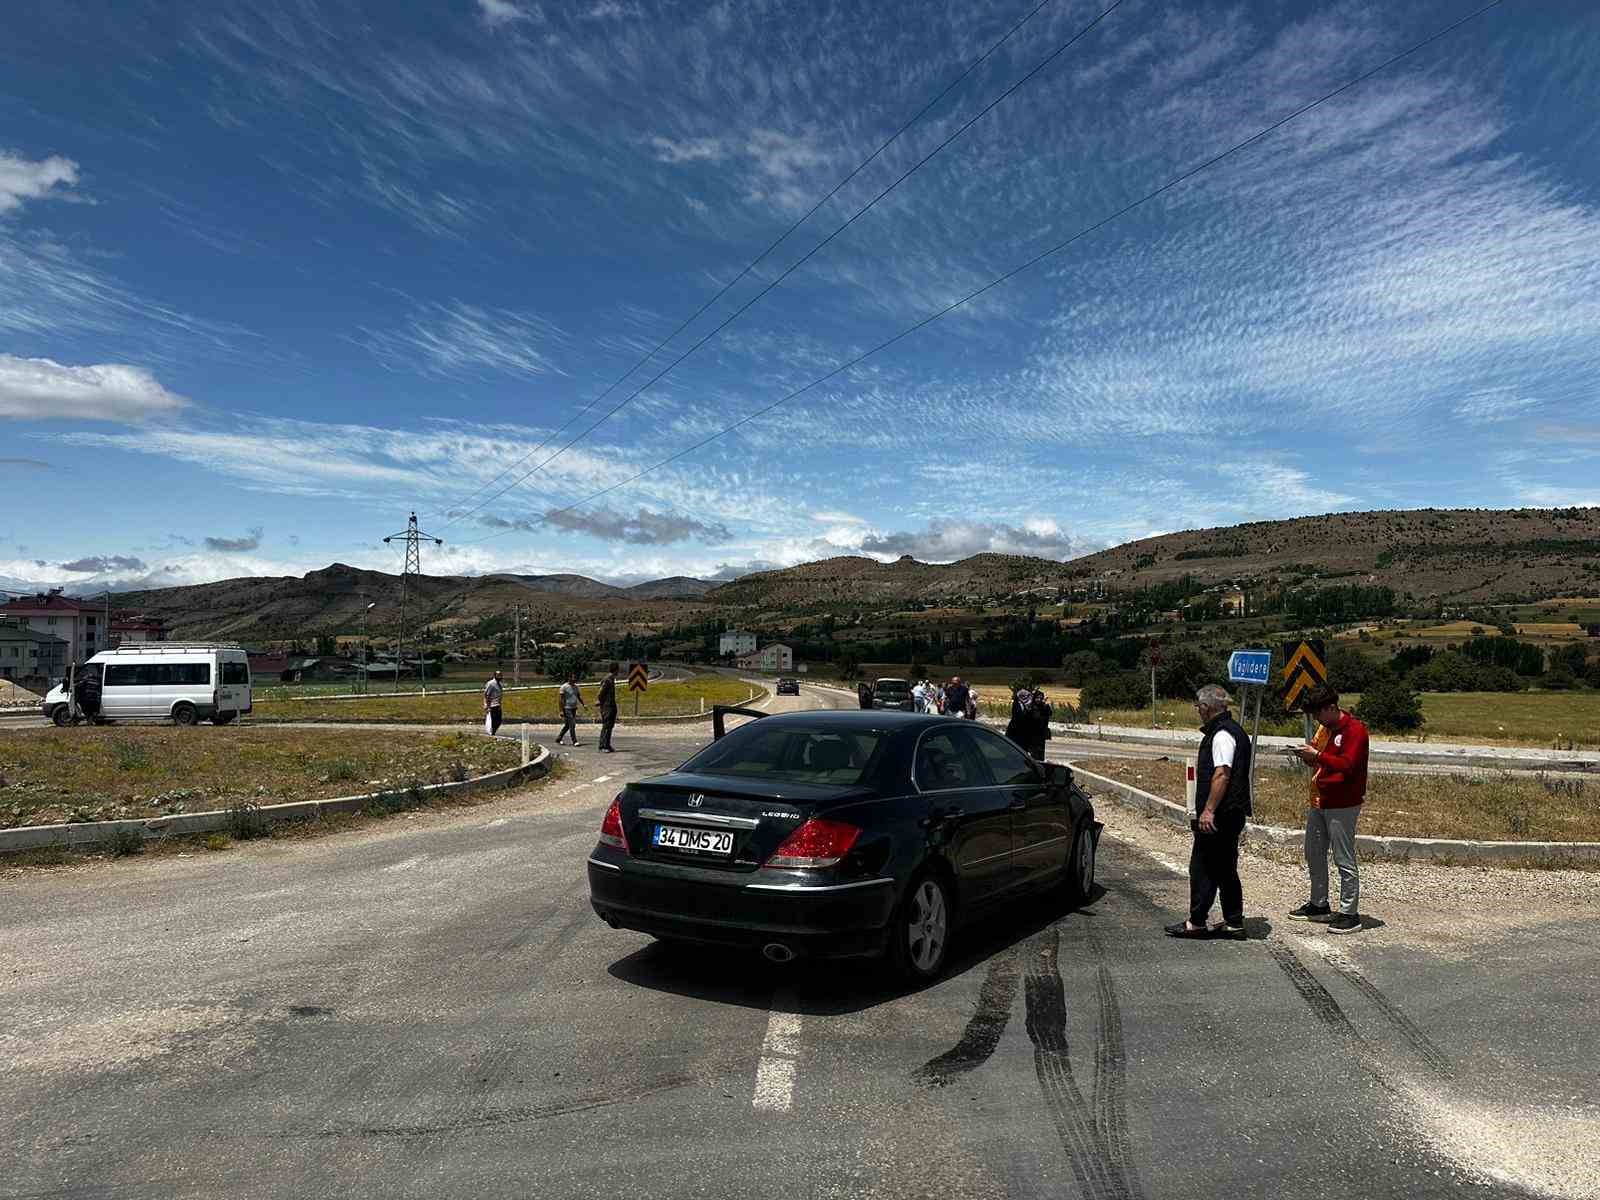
[
  {"x1": 1070, "y1": 763, "x2": 1600, "y2": 868},
  {"x1": 1053, "y1": 722, "x2": 1600, "y2": 774},
  {"x1": 0, "y1": 745, "x2": 554, "y2": 856}
]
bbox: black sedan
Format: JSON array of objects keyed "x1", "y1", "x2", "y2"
[
  {"x1": 775, "y1": 677, "x2": 800, "y2": 695},
  {"x1": 587, "y1": 710, "x2": 1100, "y2": 981}
]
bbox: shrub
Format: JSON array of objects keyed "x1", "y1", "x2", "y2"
[
  {"x1": 227, "y1": 800, "x2": 268, "y2": 840},
  {"x1": 323, "y1": 758, "x2": 360, "y2": 783},
  {"x1": 104, "y1": 827, "x2": 144, "y2": 857},
  {"x1": 1356, "y1": 675, "x2": 1424, "y2": 732},
  {"x1": 1080, "y1": 672, "x2": 1152, "y2": 711}
]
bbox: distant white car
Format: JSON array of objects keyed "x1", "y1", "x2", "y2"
[{"x1": 43, "y1": 644, "x2": 252, "y2": 727}]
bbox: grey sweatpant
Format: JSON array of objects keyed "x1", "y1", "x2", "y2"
[{"x1": 1306, "y1": 805, "x2": 1362, "y2": 915}]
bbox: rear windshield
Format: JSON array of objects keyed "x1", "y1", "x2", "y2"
[{"x1": 682, "y1": 723, "x2": 889, "y2": 786}]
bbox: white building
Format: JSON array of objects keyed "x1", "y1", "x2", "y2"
[
  {"x1": 719, "y1": 630, "x2": 757, "y2": 657},
  {"x1": 0, "y1": 591, "x2": 106, "y2": 664},
  {"x1": 737, "y1": 643, "x2": 794, "y2": 672}
]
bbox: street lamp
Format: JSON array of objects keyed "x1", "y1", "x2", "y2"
[{"x1": 362, "y1": 601, "x2": 376, "y2": 695}]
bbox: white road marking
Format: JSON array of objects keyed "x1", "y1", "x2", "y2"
[
  {"x1": 752, "y1": 1001, "x2": 802, "y2": 1113},
  {"x1": 593, "y1": 774, "x2": 613, "y2": 784},
  {"x1": 482, "y1": 818, "x2": 509, "y2": 829}
]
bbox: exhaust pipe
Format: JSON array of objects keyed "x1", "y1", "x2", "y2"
[{"x1": 761, "y1": 942, "x2": 796, "y2": 964}]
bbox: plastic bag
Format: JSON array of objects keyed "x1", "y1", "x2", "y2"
[{"x1": 484, "y1": 711, "x2": 494, "y2": 736}]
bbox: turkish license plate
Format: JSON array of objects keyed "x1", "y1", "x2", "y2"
[{"x1": 653, "y1": 824, "x2": 735, "y2": 856}]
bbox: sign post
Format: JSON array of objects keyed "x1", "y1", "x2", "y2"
[
  {"x1": 1281, "y1": 638, "x2": 1328, "y2": 756},
  {"x1": 628, "y1": 661, "x2": 649, "y2": 717},
  {"x1": 1149, "y1": 640, "x2": 1162, "y2": 728},
  {"x1": 1227, "y1": 649, "x2": 1273, "y2": 802}
]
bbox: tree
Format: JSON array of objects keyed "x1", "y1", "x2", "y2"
[
  {"x1": 1356, "y1": 675, "x2": 1424, "y2": 732},
  {"x1": 1080, "y1": 672, "x2": 1152, "y2": 712},
  {"x1": 1325, "y1": 643, "x2": 1385, "y2": 693},
  {"x1": 1059, "y1": 649, "x2": 1107, "y2": 685}
]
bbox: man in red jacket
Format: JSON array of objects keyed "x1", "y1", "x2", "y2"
[{"x1": 1287, "y1": 685, "x2": 1369, "y2": 934}]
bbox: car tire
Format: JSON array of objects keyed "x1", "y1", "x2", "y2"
[
  {"x1": 1066, "y1": 823, "x2": 1097, "y2": 904},
  {"x1": 50, "y1": 706, "x2": 71, "y2": 727},
  {"x1": 173, "y1": 703, "x2": 198, "y2": 726},
  {"x1": 889, "y1": 871, "x2": 952, "y2": 984}
]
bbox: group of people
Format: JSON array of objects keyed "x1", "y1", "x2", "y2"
[
  {"x1": 912, "y1": 677, "x2": 976, "y2": 718},
  {"x1": 1004, "y1": 686, "x2": 1054, "y2": 760},
  {"x1": 482, "y1": 663, "x2": 621, "y2": 753},
  {"x1": 1167, "y1": 683, "x2": 1370, "y2": 941}
]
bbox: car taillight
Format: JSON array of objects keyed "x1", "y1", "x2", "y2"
[
  {"x1": 766, "y1": 818, "x2": 861, "y2": 868},
  {"x1": 599, "y1": 795, "x2": 629, "y2": 851}
]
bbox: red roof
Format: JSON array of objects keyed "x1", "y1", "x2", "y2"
[{"x1": 0, "y1": 593, "x2": 96, "y2": 614}]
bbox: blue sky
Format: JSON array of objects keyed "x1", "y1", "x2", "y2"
[{"x1": 2, "y1": 0, "x2": 1598, "y2": 591}]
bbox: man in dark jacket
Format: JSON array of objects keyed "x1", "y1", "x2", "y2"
[
  {"x1": 597, "y1": 663, "x2": 619, "y2": 753},
  {"x1": 1166, "y1": 684, "x2": 1253, "y2": 941}
]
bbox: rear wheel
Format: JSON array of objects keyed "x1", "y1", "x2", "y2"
[
  {"x1": 1067, "y1": 824, "x2": 1097, "y2": 904},
  {"x1": 51, "y1": 706, "x2": 71, "y2": 727},
  {"x1": 172, "y1": 703, "x2": 198, "y2": 726},
  {"x1": 889, "y1": 872, "x2": 952, "y2": 983}
]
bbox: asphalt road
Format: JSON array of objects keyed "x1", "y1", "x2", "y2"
[{"x1": 3, "y1": 686, "x2": 1596, "y2": 1199}]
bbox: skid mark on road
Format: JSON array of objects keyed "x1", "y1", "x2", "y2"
[
  {"x1": 914, "y1": 947, "x2": 1021, "y2": 1087},
  {"x1": 1092, "y1": 962, "x2": 1142, "y2": 1194},
  {"x1": 1023, "y1": 929, "x2": 1141, "y2": 1200},
  {"x1": 1298, "y1": 938, "x2": 1453, "y2": 1077},
  {"x1": 752, "y1": 993, "x2": 802, "y2": 1113},
  {"x1": 1266, "y1": 940, "x2": 1360, "y2": 1040}
]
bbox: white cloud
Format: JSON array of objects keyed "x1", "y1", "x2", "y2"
[
  {"x1": 1456, "y1": 390, "x2": 1539, "y2": 425},
  {"x1": 0, "y1": 355, "x2": 189, "y2": 423},
  {"x1": 476, "y1": 0, "x2": 530, "y2": 28},
  {"x1": 357, "y1": 301, "x2": 569, "y2": 380},
  {"x1": 0, "y1": 151, "x2": 80, "y2": 215}
]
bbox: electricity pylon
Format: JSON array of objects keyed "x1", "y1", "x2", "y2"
[{"x1": 383, "y1": 512, "x2": 443, "y2": 693}]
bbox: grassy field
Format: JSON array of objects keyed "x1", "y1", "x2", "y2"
[
  {"x1": 1075, "y1": 756, "x2": 1599, "y2": 842},
  {"x1": 0, "y1": 727, "x2": 521, "y2": 829},
  {"x1": 250, "y1": 673, "x2": 759, "y2": 724},
  {"x1": 1087, "y1": 691, "x2": 1600, "y2": 747}
]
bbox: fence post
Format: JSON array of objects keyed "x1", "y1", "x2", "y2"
[
  {"x1": 521, "y1": 723, "x2": 530, "y2": 766},
  {"x1": 700, "y1": 697, "x2": 705, "y2": 714}
]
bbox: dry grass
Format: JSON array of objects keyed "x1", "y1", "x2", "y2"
[
  {"x1": 0, "y1": 727, "x2": 520, "y2": 829},
  {"x1": 1075, "y1": 756, "x2": 1600, "y2": 842},
  {"x1": 250, "y1": 674, "x2": 758, "y2": 724}
]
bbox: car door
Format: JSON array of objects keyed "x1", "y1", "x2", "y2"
[
  {"x1": 970, "y1": 726, "x2": 1072, "y2": 887},
  {"x1": 914, "y1": 726, "x2": 1014, "y2": 908}
]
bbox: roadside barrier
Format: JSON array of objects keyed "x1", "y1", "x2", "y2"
[{"x1": 1073, "y1": 763, "x2": 1600, "y2": 868}]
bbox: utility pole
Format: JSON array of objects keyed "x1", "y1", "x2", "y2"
[
  {"x1": 383, "y1": 512, "x2": 443, "y2": 696},
  {"x1": 513, "y1": 605, "x2": 523, "y2": 687}
]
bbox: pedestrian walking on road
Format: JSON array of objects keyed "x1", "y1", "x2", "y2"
[
  {"x1": 483, "y1": 669, "x2": 504, "y2": 736},
  {"x1": 1166, "y1": 684, "x2": 1253, "y2": 941},
  {"x1": 557, "y1": 672, "x2": 585, "y2": 746},
  {"x1": 1005, "y1": 687, "x2": 1052, "y2": 760},
  {"x1": 912, "y1": 679, "x2": 928, "y2": 713},
  {"x1": 1287, "y1": 686, "x2": 1370, "y2": 934},
  {"x1": 597, "y1": 663, "x2": 619, "y2": 753}
]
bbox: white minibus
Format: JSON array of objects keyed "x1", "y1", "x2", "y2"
[{"x1": 43, "y1": 644, "x2": 252, "y2": 726}]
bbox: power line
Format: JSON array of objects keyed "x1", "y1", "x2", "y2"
[
  {"x1": 436, "y1": 0, "x2": 1130, "y2": 532},
  {"x1": 472, "y1": 0, "x2": 1506, "y2": 539},
  {"x1": 431, "y1": 0, "x2": 1066, "y2": 529}
]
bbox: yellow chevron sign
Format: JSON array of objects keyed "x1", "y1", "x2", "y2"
[
  {"x1": 628, "y1": 663, "x2": 649, "y2": 692},
  {"x1": 1280, "y1": 639, "x2": 1327, "y2": 708}
]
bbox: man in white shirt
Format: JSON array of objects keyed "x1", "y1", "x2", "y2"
[
  {"x1": 483, "y1": 670, "x2": 504, "y2": 735},
  {"x1": 1165, "y1": 684, "x2": 1254, "y2": 941}
]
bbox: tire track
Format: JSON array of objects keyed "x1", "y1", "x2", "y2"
[
  {"x1": 1266, "y1": 941, "x2": 1360, "y2": 1041},
  {"x1": 1093, "y1": 963, "x2": 1142, "y2": 1195},
  {"x1": 1023, "y1": 928, "x2": 1140, "y2": 1200},
  {"x1": 913, "y1": 947, "x2": 1020, "y2": 1087},
  {"x1": 1304, "y1": 941, "x2": 1454, "y2": 1078}
]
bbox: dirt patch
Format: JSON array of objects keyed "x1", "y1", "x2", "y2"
[{"x1": 0, "y1": 727, "x2": 520, "y2": 829}]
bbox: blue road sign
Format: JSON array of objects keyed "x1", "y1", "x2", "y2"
[{"x1": 1228, "y1": 649, "x2": 1272, "y2": 686}]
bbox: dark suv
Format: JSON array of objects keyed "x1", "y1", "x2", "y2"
[{"x1": 871, "y1": 678, "x2": 913, "y2": 711}]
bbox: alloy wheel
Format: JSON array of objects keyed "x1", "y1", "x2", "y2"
[{"x1": 906, "y1": 879, "x2": 948, "y2": 974}]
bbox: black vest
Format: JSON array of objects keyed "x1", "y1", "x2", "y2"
[{"x1": 1197, "y1": 711, "x2": 1253, "y2": 816}]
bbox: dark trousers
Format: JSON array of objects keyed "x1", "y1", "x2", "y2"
[
  {"x1": 599, "y1": 708, "x2": 617, "y2": 750},
  {"x1": 487, "y1": 705, "x2": 503, "y2": 735},
  {"x1": 1189, "y1": 809, "x2": 1246, "y2": 926},
  {"x1": 557, "y1": 710, "x2": 579, "y2": 744}
]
